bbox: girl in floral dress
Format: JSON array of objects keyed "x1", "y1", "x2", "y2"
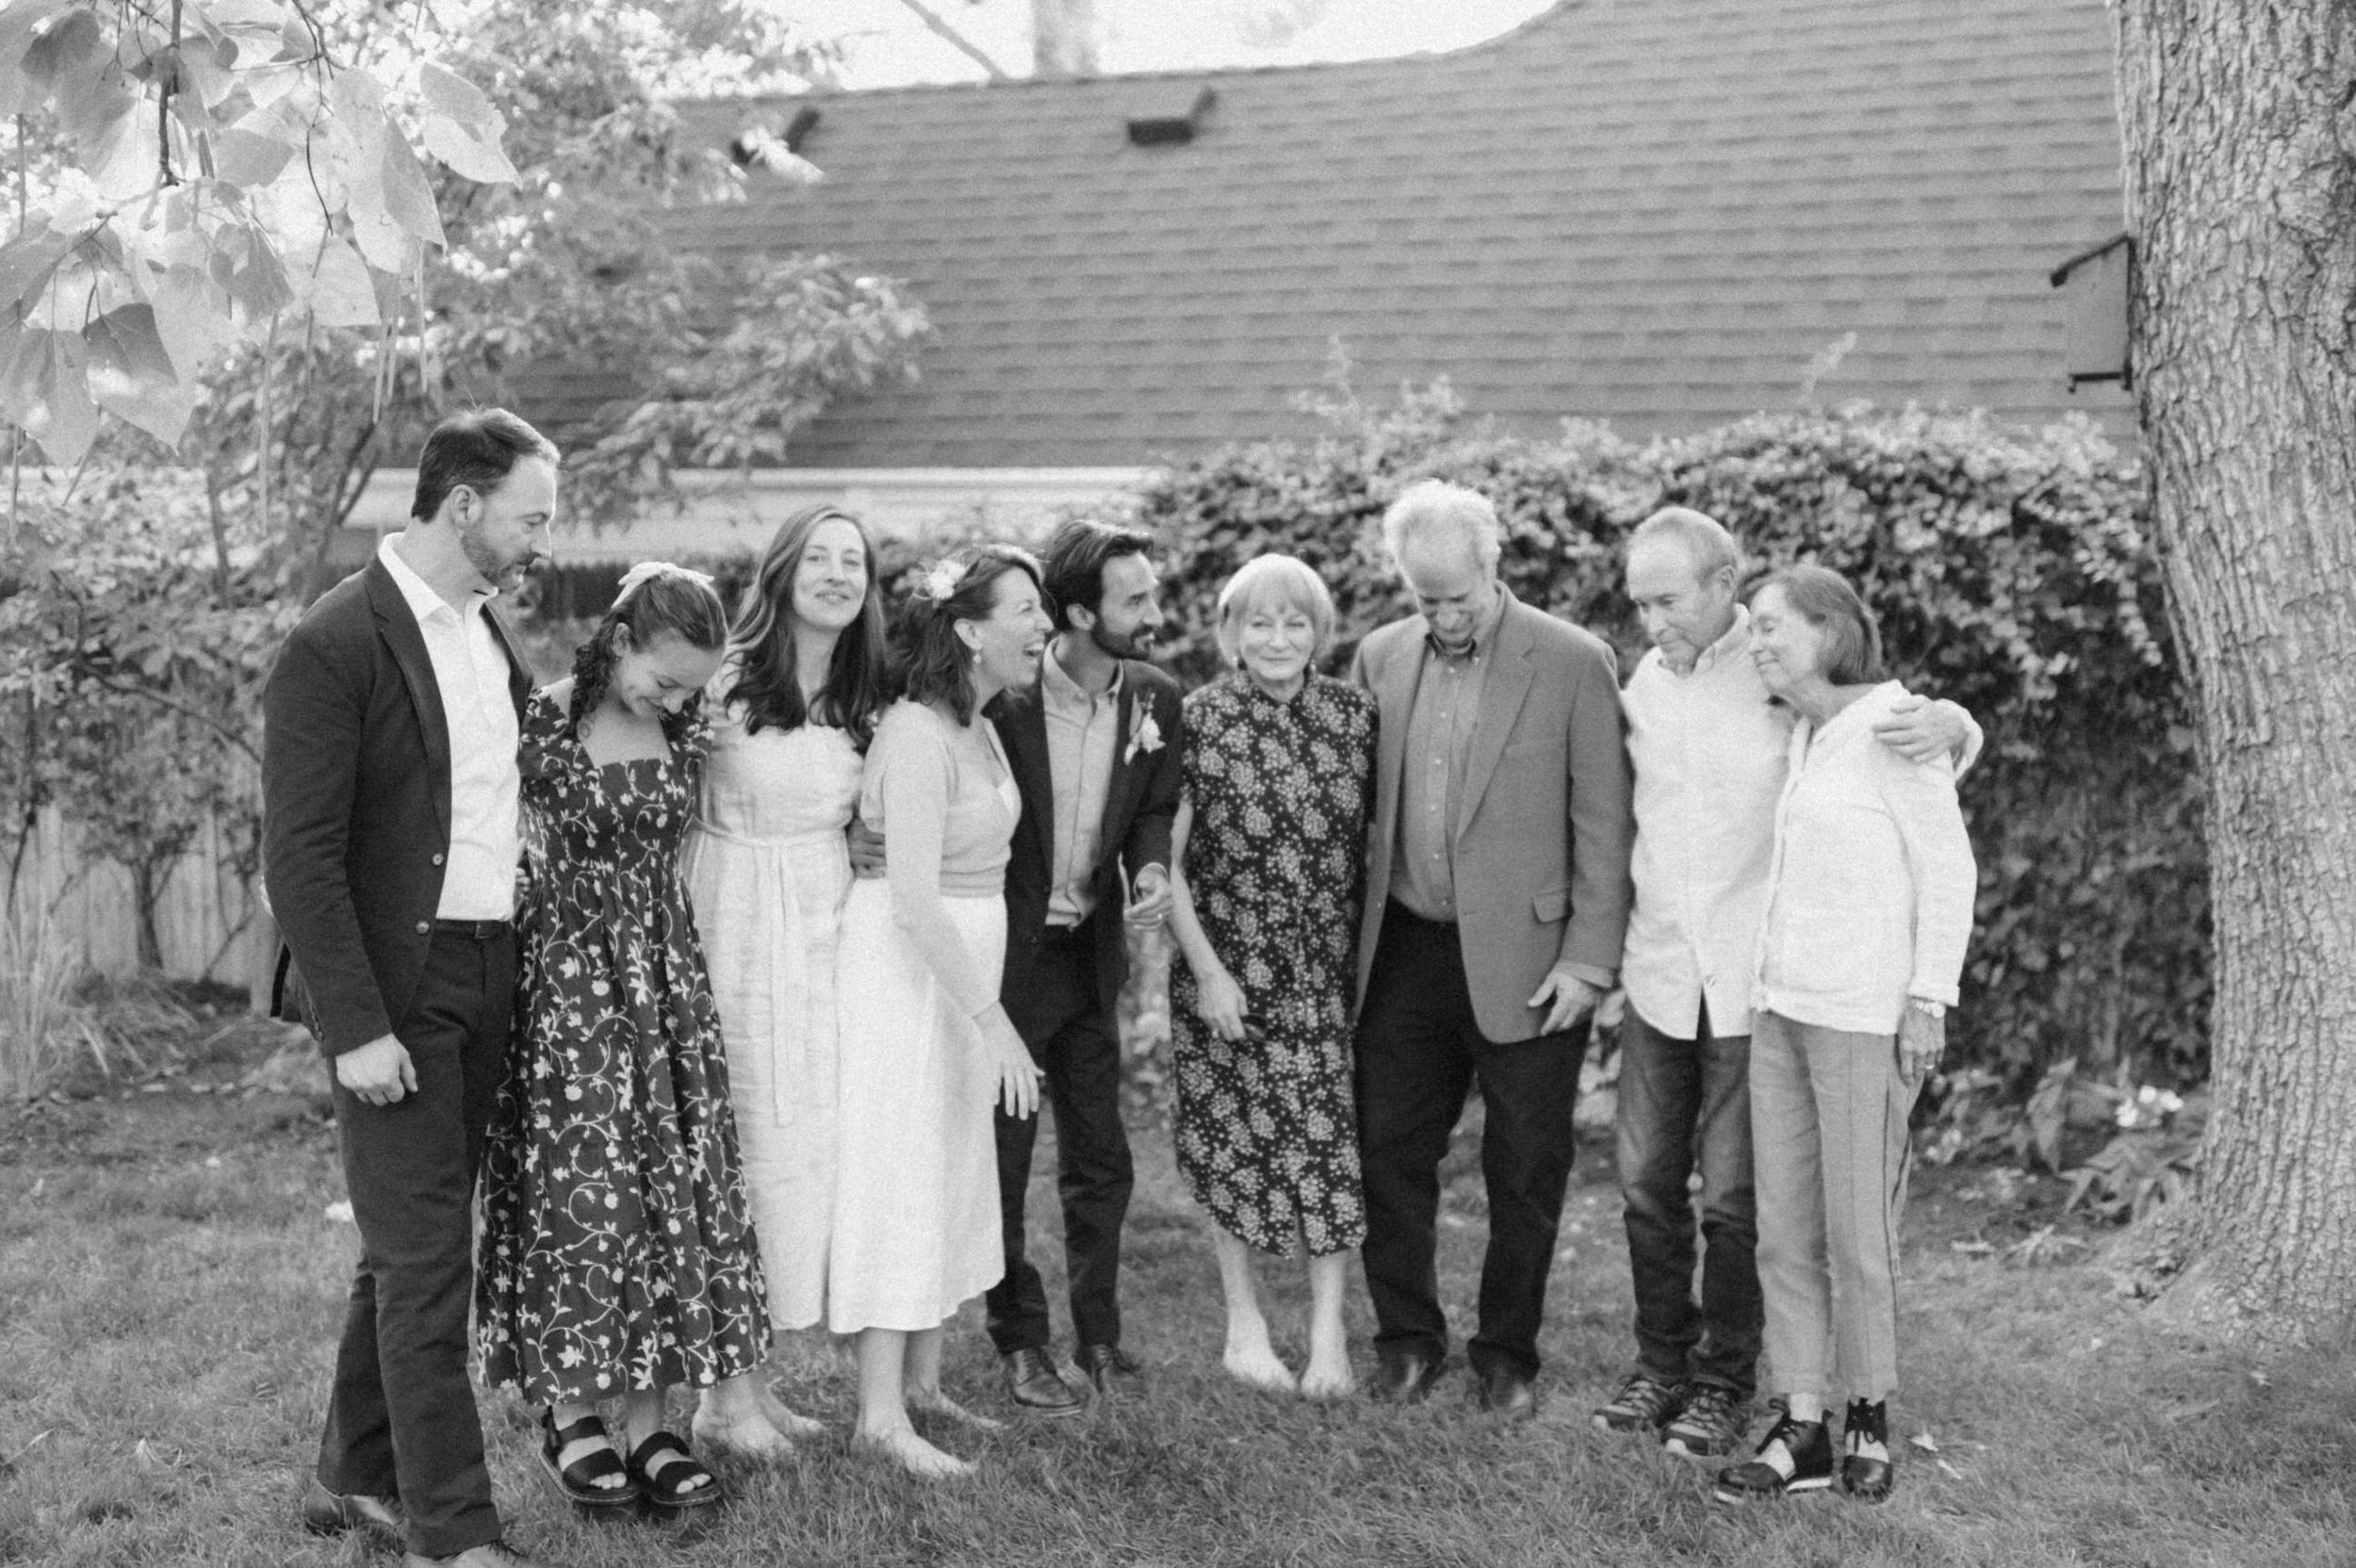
[
  {"x1": 1167, "y1": 554, "x2": 1377, "y2": 1399},
  {"x1": 477, "y1": 564, "x2": 766, "y2": 1517}
]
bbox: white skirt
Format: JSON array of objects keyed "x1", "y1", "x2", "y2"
[{"x1": 826, "y1": 879, "x2": 1007, "y2": 1333}]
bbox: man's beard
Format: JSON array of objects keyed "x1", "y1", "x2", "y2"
[
  {"x1": 1089, "y1": 618, "x2": 1155, "y2": 662},
  {"x1": 459, "y1": 521, "x2": 536, "y2": 592}
]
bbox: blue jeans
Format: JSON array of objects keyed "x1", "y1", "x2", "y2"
[{"x1": 1614, "y1": 1004, "x2": 1761, "y2": 1397}]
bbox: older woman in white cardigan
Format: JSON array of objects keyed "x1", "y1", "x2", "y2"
[{"x1": 1713, "y1": 565, "x2": 1975, "y2": 1510}]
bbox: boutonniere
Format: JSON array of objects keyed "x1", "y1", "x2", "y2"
[{"x1": 1124, "y1": 695, "x2": 1165, "y2": 764}]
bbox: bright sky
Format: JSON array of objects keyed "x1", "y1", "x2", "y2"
[{"x1": 793, "y1": 0, "x2": 1562, "y2": 87}]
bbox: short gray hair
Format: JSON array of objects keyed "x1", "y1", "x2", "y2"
[
  {"x1": 1382, "y1": 480, "x2": 1502, "y2": 568},
  {"x1": 1216, "y1": 553, "x2": 1337, "y2": 666},
  {"x1": 1628, "y1": 506, "x2": 1741, "y2": 583}
]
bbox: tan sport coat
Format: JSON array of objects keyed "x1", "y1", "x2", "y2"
[{"x1": 1350, "y1": 587, "x2": 1635, "y2": 1044}]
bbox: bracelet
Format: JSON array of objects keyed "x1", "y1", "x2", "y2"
[{"x1": 1906, "y1": 997, "x2": 1946, "y2": 1021}]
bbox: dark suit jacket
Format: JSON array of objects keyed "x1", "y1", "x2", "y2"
[
  {"x1": 1351, "y1": 587, "x2": 1635, "y2": 1044},
  {"x1": 993, "y1": 659, "x2": 1183, "y2": 1040},
  {"x1": 261, "y1": 557, "x2": 531, "y2": 1057}
]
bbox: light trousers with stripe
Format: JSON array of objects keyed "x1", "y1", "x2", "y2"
[{"x1": 1750, "y1": 1009, "x2": 1921, "y2": 1403}]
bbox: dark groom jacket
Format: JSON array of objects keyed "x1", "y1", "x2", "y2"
[
  {"x1": 991, "y1": 660, "x2": 1183, "y2": 1039},
  {"x1": 261, "y1": 557, "x2": 531, "y2": 1057}
]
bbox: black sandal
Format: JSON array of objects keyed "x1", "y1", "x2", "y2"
[
  {"x1": 538, "y1": 1408, "x2": 640, "y2": 1514},
  {"x1": 625, "y1": 1429, "x2": 723, "y2": 1511}
]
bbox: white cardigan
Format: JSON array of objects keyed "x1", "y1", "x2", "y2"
[{"x1": 1752, "y1": 682, "x2": 1977, "y2": 1036}]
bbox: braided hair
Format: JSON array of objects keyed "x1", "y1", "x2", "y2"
[{"x1": 568, "y1": 563, "x2": 728, "y2": 735}]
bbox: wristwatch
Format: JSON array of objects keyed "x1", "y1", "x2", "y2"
[{"x1": 1906, "y1": 997, "x2": 1947, "y2": 1021}]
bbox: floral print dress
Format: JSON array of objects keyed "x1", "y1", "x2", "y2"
[
  {"x1": 1171, "y1": 673, "x2": 1377, "y2": 1258},
  {"x1": 477, "y1": 690, "x2": 770, "y2": 1404}
]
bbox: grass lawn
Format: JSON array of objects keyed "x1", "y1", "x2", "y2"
[{"x1": 2, "y1": 1019, "x2": 2351, "y2": 1568}]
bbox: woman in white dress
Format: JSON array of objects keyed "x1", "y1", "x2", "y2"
[
  {"x1": 683, "y1": 506, "x2": 894, "y2": 1456},
  {"x1": 830, "y1": 545, "x2": 1051, "y2": 1479}
]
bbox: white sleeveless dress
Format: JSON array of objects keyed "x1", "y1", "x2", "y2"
[
  {"x1": 682, "y1": 700, "x2": 864, "y2": 1332},
  {"x1": 826, "y1": 702, "x2": 1022, "y2": 1333}
]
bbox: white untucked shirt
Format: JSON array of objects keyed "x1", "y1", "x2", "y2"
[
  {"x1": 379, "y1": 536, "x2": 521, "y2": 921},
  {"x1": 1618, "y1": 609, "x2": 1792, "y2": 1039}
]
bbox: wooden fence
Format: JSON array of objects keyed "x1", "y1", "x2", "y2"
[{"x1": 4, "y1": 793, "x2": 277, "y2": 1006}]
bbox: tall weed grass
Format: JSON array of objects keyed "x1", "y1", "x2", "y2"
[{"x1": 0, "y1": 910, "x2": 79, "y2": 1099}]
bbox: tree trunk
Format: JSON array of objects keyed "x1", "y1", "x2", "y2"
[
  {"x1": 130, "y1": 858, "x2": 165, "y2": 972},
  {"x1": 1032, "y1": 0, "x2": 1099, "y2": 77},
  {"x1": 2116, "y1": 1, "x2": 2356, "y2": 1343}
]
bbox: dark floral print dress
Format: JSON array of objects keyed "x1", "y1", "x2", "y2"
[
  {"x1": 1171, "y1": 673, "x2": 1376, "y2": 1258},
  {"x1": 477, "y1": 690, "x2": 770, "y2": 1404}
]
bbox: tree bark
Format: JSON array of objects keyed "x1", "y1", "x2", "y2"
[
  {"x1": 2116, "y1": 1, "x2": 2356, "y2": 1343},
  {"x1": 1032, "y1": 0, "x2": 1099, "y2": 77}
]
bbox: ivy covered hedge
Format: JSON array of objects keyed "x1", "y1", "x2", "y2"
[{"x1": 1123, "y1": 386, "x2": 2208, "y2": 1090}]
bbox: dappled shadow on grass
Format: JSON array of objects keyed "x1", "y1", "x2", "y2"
[{"x1": 1, "y1": 1042, "x2": 2351, "y2": 1567}]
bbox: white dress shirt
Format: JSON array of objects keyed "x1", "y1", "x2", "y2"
[
  {"x1": 379, "y1": 535, "x2": 521, "y2": 921},
  {"x1": 1039, "y1": 643, "x2": 1122, "y2": 928},
  {"x1": 1618, "y1": 608, "x2": 1792, "y2": 1039}
]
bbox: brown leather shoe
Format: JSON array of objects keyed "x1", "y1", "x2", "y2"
[
  {"x1": 1369, "y1": 1351, "x2": 1446, "y2": 1405},
  {"x1": 1002, "y1": 1348, "x2": 1087, "y2": 1416},
  {"x1": 1476, "y1": 1367, "x2": 1539, "y2": 1418},
  {"x1": 402, "y1": 1537, "x2": 567, "y2": 1568},
  {"x1": 1075, "y1": 1343, "x2": 1145, "y2": 1396},
  {"x1": 300, "y1": 1478, "x2": 403, "y2": 1542}
]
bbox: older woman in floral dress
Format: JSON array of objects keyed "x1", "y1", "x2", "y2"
[{"x1": 1167, "y1": 553, "x2": 1376, "y2": 1398}]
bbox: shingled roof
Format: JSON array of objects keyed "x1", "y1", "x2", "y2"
[{"x1": 565, "y1": 0, "x2": 2133, "y2": 467}]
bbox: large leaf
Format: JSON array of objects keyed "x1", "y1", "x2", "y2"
[
  {"x1": 295, "y1": 231, "x2": 379, "y2": 328},
  {"x1": 208, "y1": 125, "x2": 294, "y2": 188},
  {"x1": 417, "y1": 59, "x2": 495, "y2": 126},
  {"x1": 145, "y1": 264, "x2": 238, "y2": 379},
  {"x1": 421, "y1": 110, "x2": 519, "y2": 186},
  {"x1": 0, "y1": 225, "x2": 77, "y2": 312},
  {"x1": 0, "y1": 0, "x2": 75, "y2": 116},
  {"x1": 17, "y1": 329, "x2": 97, "y2": 466},
  {"x1": 85, "y1": 305, "x2": 200, "y2": 445},
  {"x1": 377, "y1": 126, "x2": 448, "y2": 248}
]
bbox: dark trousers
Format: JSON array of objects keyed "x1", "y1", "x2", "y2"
[
  {"x1": 1354, "y1": 902, "x2": 1587, "y2": 1381},
  {"x1": 317, "y1": 925, "x2": 514, "y2": 1560},
  {"x1": 1616, "y1": 1003, "x2": 1762, "y2": 1397},
  {"x1": 987, "y1": 924, "x2": 1135, "y2": 1355}
]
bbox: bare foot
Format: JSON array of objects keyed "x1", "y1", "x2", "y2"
[
  {"x1": 1300, "y1": 1352, "x2": 1355, "y2": 1400},
  {"x1": 1222, "y1": 1341, "x2": 1300, "y2": 1395},
  {"x1": 691, "y1": 1401, "x2": 795, "y2": 1459},
  {"x1": 908, "y1": 1389, "x2": 1007, "y2": 1432},
  {"x1": 853, "y1": 1425, "x2": 973, "y2": 1480},
  {"x1": 749, "y1": 1382, "x2": 827, "y2": 1440}
]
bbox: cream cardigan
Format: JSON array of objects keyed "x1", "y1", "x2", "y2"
[{"x1": 1751, "y1": 681, "x2": 1977, "y2": 1036}]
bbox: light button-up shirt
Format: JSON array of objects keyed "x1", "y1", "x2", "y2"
[
  {"x1": 1039, "y1": 642, "x2": 1123, "y2": 927},
  {"x1": 379, "y1": 535, "x2": 521, "y2": 922}
]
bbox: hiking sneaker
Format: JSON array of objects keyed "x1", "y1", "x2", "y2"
[
  {"x1": 1712, "y1": 1412, "x2": 1834, "y2": 1503},
  {"x1": 1841, "y1": 1397, "x2": 1896, "y2": 1503},
  {"x1": 1661, "y1": 1384, "x2": 1749, "y2": 1460},
  {"x1": 1591, "y1": 1373, "x2": 1686, "y2": 1433}
]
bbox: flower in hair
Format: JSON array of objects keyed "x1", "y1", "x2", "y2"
[
  {"x1": 616, "y1": 561, "x2": 716, "y2": 603},
  {"x1": 915, "y1": 558, "x2": 969, "y2": 604}
]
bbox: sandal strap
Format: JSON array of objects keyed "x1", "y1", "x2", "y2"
[
  {"x1": 627, "y1": 1430, "x2": 715, "y2": 1498},
  {"x1": 542, "y1": 1410, "x2": 630, "y2": 1489}
]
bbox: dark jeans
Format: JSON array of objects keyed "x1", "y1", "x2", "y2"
[
  {"x1": 986, "y1": 923, "x2": 1135, "y2": 1355},
  {"x1": 1616, "y1": 1003, "x2": 1762, "y2": 1397},
  {"x1": 1354, "y1": 902, "x2": 1587, "y2": 1381},
  {"x1": 317, "y1": 925, "x2": 513, "y2": 1560}
]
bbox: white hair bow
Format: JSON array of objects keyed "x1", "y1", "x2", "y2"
[{"x1": 615, "y1": 560, "x2": 717, "y2": 603}]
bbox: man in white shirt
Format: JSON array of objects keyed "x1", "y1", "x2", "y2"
[
  {"x1": 1591, "y1": 507, "x2": 1975, "y2": 1461},
  {"x1": 264, "y1": 410, "x2": 563, "y2": 1568}
]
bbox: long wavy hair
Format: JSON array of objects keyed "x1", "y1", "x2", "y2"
[
  {"x1": 896, "y1": 544, "x2": 1044, "y2": 726},
  {"x1": 568, "y1": 566, "x2": 729, "y2": 736},
  {"x1": 723, "y1": 505, "x2": 892, "y2": 749}
]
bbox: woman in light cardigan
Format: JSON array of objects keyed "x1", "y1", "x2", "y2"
[{"x1": 1713, "y1": 565, "x2": 1975, "y2": 1509}]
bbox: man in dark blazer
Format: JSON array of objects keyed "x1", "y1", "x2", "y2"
[
  {"x1": 985, "y1": 519, "x2": 1183, "y2": 1413},
  {"x1": 263, "y1": 409, "x2": 564, "y2": 1568},
  {"x1": 1350, "y1": 479, "x2": 1637, "y2": 1419}
]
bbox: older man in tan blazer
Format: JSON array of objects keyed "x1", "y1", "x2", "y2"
[{"x1": 1350, "y1": 479, "x2": 1635, "y2": 1417}]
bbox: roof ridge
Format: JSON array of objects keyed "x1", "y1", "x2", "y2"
[{"x1": 670, "y1": 0, "x2": 1593, "y2": 110}]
